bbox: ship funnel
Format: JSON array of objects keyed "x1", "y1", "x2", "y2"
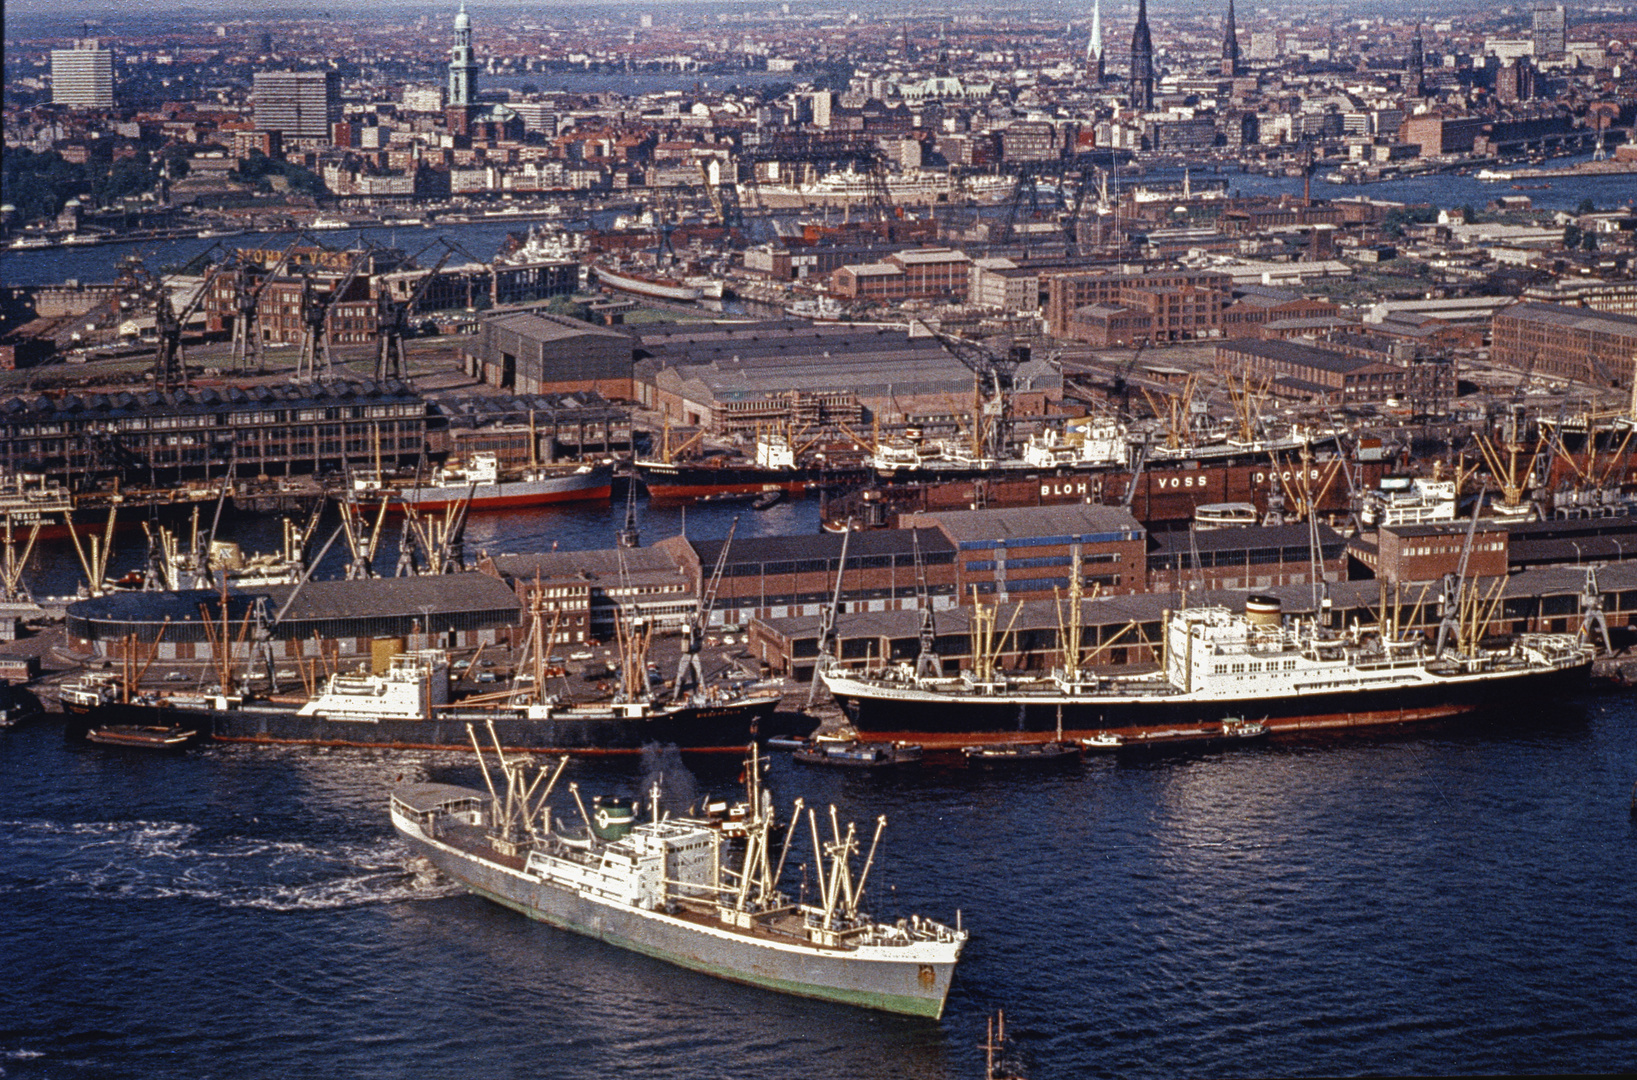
[{"x1": 1245, "y1": 595, "x2": 1282, "y2": 627}]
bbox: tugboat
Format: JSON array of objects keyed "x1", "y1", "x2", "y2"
[
  {"x1": 792, "y1": 739, "x2": 924, "y2": 768},
  {"x1": 391, "y1": 731, "x2": 968, "y2": 1016}
]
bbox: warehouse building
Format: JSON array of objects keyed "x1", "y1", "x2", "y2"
[
  {"x1": 632, "y1": 320, "x2": 1061, "y2": 433},
  {"x1": 1214, "y1": 338, "x2": 1412, "y2": 403},
  {"x1": 0, "y1": 379, "x2": 428, "y2": 487},
  {"x1": 1490, "y1": 302, "x2": 1637, "y2": 389},
  {"x1": 65, "y1": 574, "x2": 524, "y2": 662},
  {"x1": 1146, "y1": 522, "x2": 1346, "y2": 592},
  {"x1": 466, "y1": 311, "x2": 637, "y2": 398}
]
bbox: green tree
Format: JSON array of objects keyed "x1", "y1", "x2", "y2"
[
  {"x1": 541, "y1": 294, "x2": 591, "y2": 321},
  {"x1": 1577, "y1": 197, "x2": 1597, "y2": 214},
  {"x1": 1, "y1": 148, "x2": 89, "y2": 222}
]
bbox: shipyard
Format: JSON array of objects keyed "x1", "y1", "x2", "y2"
[{"x1": 3, "y1": 0, "x2": 1637, "y2": 1076}]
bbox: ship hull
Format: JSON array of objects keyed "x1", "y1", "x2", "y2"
[
  {"x1": 827, "y1": 659, "x2": 1592, "y2": 748},
  {"x1": 594, "y1": 267, "x2": 704, "y2": 302},
  {"x1": 386, "y1": 464, "x2": 613, "y2": 512},
  {"x1": 846, "y1": 459, "x2": 1385, "y2": 525},
  {"x1": 62, "y1": 693, "x2": 779, "y2": 754},
  {"x1": 393, "y1": 806, "x2": 958, "y2": 1017},
  {"x1": 637, "y1": 462, "x2": 867, "y2": 502}
]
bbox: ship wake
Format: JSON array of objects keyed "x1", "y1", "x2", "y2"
[{"x1": 0, "y1": 818, "x2": 464, "y2": 911}]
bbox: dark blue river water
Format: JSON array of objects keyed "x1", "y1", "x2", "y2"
[
  {"x1": 3, "y1": 152, "x2": 1636, "y2": 1077},
  {"x1": 3, "y1": 152, "x2": 1630, "y2": 288},
  {"x1": 2, "y1": 687, "x2": 1635, "y2": 1078}
]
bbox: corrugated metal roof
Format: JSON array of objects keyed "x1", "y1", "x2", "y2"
[
  {"x1": 1498, "y1": 301, "x2": 1637, "y2": 333},
  {"x1": 907, "y1": 504, "x2": 1143, "y2": 544},
  {"x1": 1147, "y1": 522, "x2": 1344, "y2": 554},
  {"x1": 693, "y1": 527, "x2": 953, "y2": 567}
]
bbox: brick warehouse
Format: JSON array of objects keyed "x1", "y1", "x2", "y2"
[
  {"x1": 0, "y1": 380, "x2": 429, "y2": 486},
  {"x1": 1490, "y1": 302, "x2": 1637, "y2": 389}
]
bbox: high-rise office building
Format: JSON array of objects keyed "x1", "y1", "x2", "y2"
[
  {"x1": 1129, "y1": 0, "x2": 1155, "y2": 110},
  {"x1": 1406, "y1": 26, "x2": 1425, "y2": 97},
  {"x1": 253, "y1": 71, "x2": 340, "y2": 146},
  {"x1": 1532, "y1": 4, "x2": 1566, "y2": 61},
  {"x1": 51, "y1": 39, "x2": 114, "y2": 108}
]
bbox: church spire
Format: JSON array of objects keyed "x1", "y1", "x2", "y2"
[
  {"x1": 1406, "y1": 24, "x2": 1425, "y2": 97},
  {"x1": 1221, "y1": 0, "x2": 1243, "y2": 77},
  {"x1": 448, "y1": 2, "x2": 478, "y2": 109},
  {"x1": 1087, "y1": 0, "x2": 1105, "y2": 83},
  {"x1": 1129, "y1": 0, "x2": 1154, "y2": 111}
]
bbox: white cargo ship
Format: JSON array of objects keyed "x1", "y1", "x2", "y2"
[{"x1": 391, "y1": 739, "x2": 967, "y2": 1016}]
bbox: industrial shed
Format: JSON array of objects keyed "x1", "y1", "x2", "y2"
[{"x1": 65, "y1": 573, "x2": 524, "y2": 661}]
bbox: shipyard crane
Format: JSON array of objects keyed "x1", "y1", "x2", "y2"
[
  {"x1": 737, "y1": 134, "x2": 894, "y2": 228},
  {"x1": 1109, "y1": 341, "x2": 1147, "y2": 413},
  {"x1": 230, "y1": 236, "x2": 303, "y2": 373},
  {"x1": 148, "y1": 246, "x2": 232, "y2": 392},
  {"x1": 673, "y1": 516, "x2": 738, "y2": 702},
  {"x1": 913, "y1": 320, "x2": 1028, "y2": 461},
  {"x1": 241, "y1": 523, "x2": 344, "y2": 694},
  {"x1": 294, "y1": 245, "x2": 374, "y2": 382},
  {"x1": 806, "y1": 518, "x2": 854, "y2": 709},
  {"x1": 697, "y1": 157, "x2": 742, "y2": 230},
  {"x1": 376, "y1": 243, "x2": 455, "y2": 382}
]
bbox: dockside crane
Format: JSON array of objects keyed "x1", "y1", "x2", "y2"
[
  {"x1": 673, "y1": 516, "x2": 738, "y2": 702},
  {"x1": 294, "y1": 245, "x2": 374, "y2": 382},
  {"x1": 230, "y1": 236, "x2": 303, "y2": 373},
  {"x1": 148, "y1": 247, "x2": 232, "y2": 392},
  {"x1": 914, "y1": 320, "x2": 1029, "y2": 462},
  {"x1": 376, "y1": 242, "x2": 455, "y2": 382},
  {"x1": 806, "y1": 518, "x2": 854, "y2": 709}
]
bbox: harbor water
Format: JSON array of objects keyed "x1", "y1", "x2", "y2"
[
  {"x1": 3, "y1": 148, "x2": 1636, "y2": 1077},
  {"x1": 2, "y1": 688, "x2": 1634, "y2": 1078}
]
